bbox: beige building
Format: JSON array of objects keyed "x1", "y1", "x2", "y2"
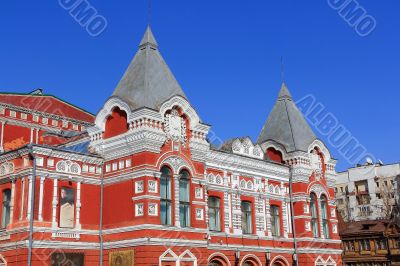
[{"x1": 335, "y1": 162, "x2": 400, "y2": 222}]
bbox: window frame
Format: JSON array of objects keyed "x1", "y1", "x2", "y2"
[
  {"x1": 241, "y1": 201, "x2": 253, "y2": 234},
  {"x1": 160, "y1": 166, "x2": 173, "y2": 226},
  {"x1": 270, "y1": 205, "x2": 281, "y2": 237},
  {"x1": 208, "y1": 196, "x2": 221, "y2": 232},
  {"x1": 310, "y1": 193, "x2": 319, "y2": 238},
  {"x1": 1, "y1": 189, "x2": 11, "y2": 229},
  {"x1": 179, "y1": 170, "x2": 191, "y2": 228},
  {"x1": 320, "y1": 194, "x2": 330, "y2": 239}
]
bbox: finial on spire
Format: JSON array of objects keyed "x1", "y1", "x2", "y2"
[
  {"x1": 147, "y1": 0, "x2": 152, "y2": 27},
  {"x1": 139, "y1": 25, "x2": 158, "y2": 49},
  {"x1": 280, "y1": 56, "x2": 285, "y2": 83}
]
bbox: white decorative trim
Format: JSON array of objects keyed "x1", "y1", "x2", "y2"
[
  {"x1": 270, "y1": 255, "x2": 290, "y2": 266},
  {"x1": 56, "y1": 160, "x2": 81, "y2": 175},
  {"x1": 179, "y1": 250, "x2": 198, "y2": 266},
  {"x1": 240, "y1": 254, "x2": 262, "y2": 266},
  {"x1": 231, "y1": 137, "x2": 264, "y2": 159},
  {"x1": 135, "y1": 203, "x2": 144, "y2": 217},
  {"x1": 148, "y1": 203, "x2": 158, "y2": 216},
  {"x1": 159, "y1": 249, "x2": 179, "y2": 264},
  {"x1": 135, "y1": 181, "x2": 144, "y2": 194}
]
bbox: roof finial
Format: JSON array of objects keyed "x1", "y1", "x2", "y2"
[
  {"x1": 147, "y1": 0, "x2": 152, "y2": 27},
  {"x1": 281, "y1": 56, "x2": 285, "y2": 83}
]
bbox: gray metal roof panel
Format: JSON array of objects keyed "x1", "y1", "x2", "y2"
[
  {"x1": 257, "y1": 83, "x2": 316, "y2": 152},
  {"x1": 112, "y1": 26, "x2": 187, "y2": 111}
]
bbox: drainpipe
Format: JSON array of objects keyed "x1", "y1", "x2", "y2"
[
  {"x1": 99, "y1": 162, "x2": 105, "y2": 265},
  {"x1": 27, "y1": 144, "x2": 36, "y2": 266},
  {"x1": 289, "y1": 166, "x2": 299, "y2": 266}
]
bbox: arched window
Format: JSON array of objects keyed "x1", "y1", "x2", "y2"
[
  {"x1": 241, "y1": 201, "x2": 252, "y2": 234},
  {"x1": 1, "y1": 189, "x2": 11, "y2": 229},
  {"x1": 160, "y1": 167, "x2": 172, "y2": 225},
  {"x1": 320, "y1": 195, "x2": 330, "y2": 239},
  {"x1": 208, "y1": 196, "x2": 221, "y2": 231},
  {"x1": 209, "y1": 261, "x2": 223, "y2": 266},
  {"x1": 270, "y1": 205, "x2": 281, "y2": 237},
  {"x1": 310, "y1": 193, "x2": 319, "y2": 238},
  {"x1": 179, "y1": 170, "x2": 190, "y2": 227}
]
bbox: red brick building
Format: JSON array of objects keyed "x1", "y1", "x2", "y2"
[{"x1": 0, "y1": 27, "x2": 342, "y2": 266}]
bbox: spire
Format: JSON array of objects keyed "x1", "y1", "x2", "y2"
[
  {"x1": 278, "y1": 82, "x2": 292, "y2": 99},
  {"x1": 257, "y1": 83, "x2": 316, "y2": 152},
  {"x1": 111, "y1": 26, "x2": 187, "y2": 111},
  {"x1": 139, "y1": 25, "x2": 158, "y2": 49}
]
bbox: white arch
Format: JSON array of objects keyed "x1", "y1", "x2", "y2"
[
  {"x1": 158, "y1": 155, "x2": 193, "y2": 175},
  {"x1": 308, "y1": 183, "x2": 329, "y2": 199},
  {"x1": 240, "y1": 254, "x2": 262, "y2": 266},
  {"x1": 208, "y1": 252, "x2": 232, "y2": 266},
  {"x1": 95, "y1": 97, "x2": 132, "y2": 131},
  {"x1": 270, "y1": 255, "x2": 290, "y2": 266},
  {"x1": 308, "y1": 139, "x2": 331, "y2": 161},
  {"x1": 160, "y1": 96, "x2": 200, "y2": 129}
]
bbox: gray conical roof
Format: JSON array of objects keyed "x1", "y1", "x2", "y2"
[
  {"x1": 112, "y1": 26, "x2": 187, "y2": 111},
  {"x1": 257, "y1": 83, "x2": 316, "y2": 152}
]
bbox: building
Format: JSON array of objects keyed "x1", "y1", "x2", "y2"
[
  {"x1": 339, "y1": 219, "x2": 400, "y2": 266},
  {"x1": 335, "y1": 163, "x2": 400, "y2": 222},
  {"x1": 0, "y1": 27, "x2": 342, "y2": 266}
]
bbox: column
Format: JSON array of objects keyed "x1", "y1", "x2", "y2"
[
  {"x1": 75, "y1": 181, "x2": 82, "y2": 229},
  {"x1": 26, "y1": 176, "x2": 33, "y2": 219},
  {"x1": 10, "y1": 179, "x2": 16, "y2": 224},
  {"x1": 38, "y1": 176, "x2": 45, "y2": 221},
  {"x1": 265, "y1": 199, "x2": 272, "y2": 237},
  {"x1": 319, "y1": 200, "x2": 325, "y2": 239},
  {"x1": 20, "y1": 177, "x2": 25, "y2": 220},
  {"x1": 0, "y1": 121, "x2": 5, "y2": 151},
  {"x1": 30, "y1": 128, "x2": 34, "y2": 143},
  {"x1": 35, "y1": 128, "x2": 39, "y2": 144},
  {"x1": 174, "y1": 174, "x2": 180, "y2": 227},
  {"x1": 52, "y1": 178, "x2": 58, "y2": 228},
  {"x1": 282, "y1": 200, "x2": 288, "y2": 238},
  {"x1": 223, "y1": 191, "x2": 230, "y2": 234}
]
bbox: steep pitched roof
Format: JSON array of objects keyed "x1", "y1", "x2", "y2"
[
  {"x1": 257, "y1": 83, "x2": 316, "y2": 152},
  {"x1": 111, "y1": 26, "x2": 187, "y2": 111}
]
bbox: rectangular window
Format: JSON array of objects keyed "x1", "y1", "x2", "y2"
[
  {"x1": 9, "y1": 110, "x2": 16, "y2": 117},
  {"x1": 73, "y1": 124, "x2": 79, "y2": 130},
  {"x1": 241, "y1": 201, "x2": 252, "y2": 234},
  {"x1": 1, "y1": 189, "x2": 11, "y2": 228},
  {"x1": 208, "y1": 196, "x2": 221, "y2": 231},
  {"x1": 112, "y1": 163, "x2": 117, "y2": 171},
  {"x1": 270, "y1": 205, "x2": 281, "y2": 237},
  {"x1": 62, "y1": 120, "x2": 69, "y2": 128},
  {"x1": 33, "y1": 115, "x2": 39, "y2": 122},
  {"x1": 119, "y1": 160, "x2": 124, "y2": 169},
  {"x1": 179, "y1": 171, "x2": 190, "y2": 228},
  {"x1": 125, "y1": 159, "x2": 132, "y2": 168},
  {"x1": 52, "y1": 120, "x2": 58, "y2": 126},
  {"x1": 105, "y1": 164, "x2": 111, "y2": 173},
  {"x1": 59, "y1": 187, "x2": 75, "y2": 228},
  {"x1": 160, "y1": 167, "x2": 172, "y2": 225},
  {"x1": 47, "y1": 159, "x2": 55, "y2": 167},
  {"x1": 21, "y1": 113, "x2": 27, "y2": 120},
  {"x1": 310, "y1": 194, "x2": 319, "y2": 238},
  {"x1": 42, "y1": 117, "x2": 48, "y2": 124}
]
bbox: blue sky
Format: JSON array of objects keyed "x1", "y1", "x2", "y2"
[{"x1": 0, "y1": 1, "x2": 399, "y2": 171}]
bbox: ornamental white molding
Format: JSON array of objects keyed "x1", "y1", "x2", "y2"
[
  {"x1": 94, "y1": 97, "x2": 132, "y2": 131},
  {"x1": 164, "y1": 109, "x2": 187, "y2": 145},
  {"x1": 240, "y1": 254, "x2": 262, "y2": 266},
  {"x1": 160, "y1": 96, "x2": 201, "y2": 130},
  {"x1": 260, "y1": 140, "x2": 288, "y2": 160},
  {"x1": 308, "y1": 183, "x2": 329, "y2": 199},
  {"x1": 206, "y1": 150, "x2": 289, "y2": 182},
  {"x1": 207, "y1": 173, "x2": 223, "y2": 186},
  {"x1": 160, "y1": 156, "x2": 193, "y2": 175},
  {"x1": 56, "y1": 160, "x2": 81, "y2": 175},
  {"x1": 0, "y1": 162, "x2": 14, "y2": 176},
  {"x1": 308, "y1": 139, "x2": 332, "y2": 162},
  {"x1": 231, "y1": 138, "x2": 264, "y2": 160}
]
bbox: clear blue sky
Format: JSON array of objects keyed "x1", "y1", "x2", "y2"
[{"x1": 0, "y1": 1, "x2": 399, "y2": 171}]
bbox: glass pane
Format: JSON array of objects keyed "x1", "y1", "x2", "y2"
[
  {"x1": 161, "y1": 201, "x2": 171, "y2": 225},
  {"x1": 179, "y1": 179, "x2": 189, "y2": 202},
  {"x1": 180, "y1": 204, "x2": 190, "y2": 227}
]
